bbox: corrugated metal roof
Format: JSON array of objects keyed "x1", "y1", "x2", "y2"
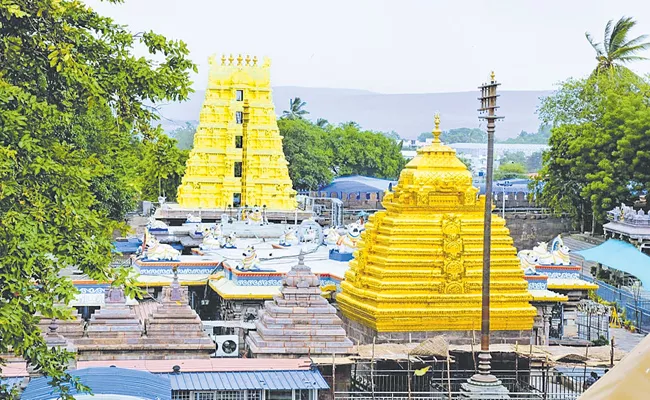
[
  {"x1": 77, "y1": 357, "x2": 313, "y2": 372},
  {"x1": 21, "y1": 367, "x2": 171, "y2": 400},
  {"x1": 165, "y1": 370, "x2": 329, "y2": 391},
  {"x1": 0, "y1": 377, "x2": 24, "y2": 389}
]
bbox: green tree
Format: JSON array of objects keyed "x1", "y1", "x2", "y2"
[
  {"x1": 0, "y1": 1, "x2": 196, "y2": 397},
  {"x1": 169, "y1": 121, "x2": 197, "y2": 150},
  {"x1": 499, "y1": 125, "x2": 551, "y2": 144},
  {"x1": 494, "y1": 162, "x2": 528, "y2": 180},
  {"x1": 315, "y1": 118, "x2": 329, "y2": 128},
  {"x1": 418, "y1": 127, "x2": 486, "y2": 143},
  {"x1": 282, "y1": 97, "x2": 309, "y2": 119},
  {"x1": 138, "y1": 130, "x2": 189, "y2": 202},
  {"x1": 526, "y1": 151, "x2": 544, "y2": 172},
  {"x1": 586, "y1": 16, "x2": 650, "y2": 76},
  {"x1": 381, "y1": 130, "x2": 401, "y2": 141},
  {"x1": 278, "y1": 118, "x2": 334, "y2": 190},
  {"x1": 500, "y1": 151, "x2": 527, "y2": 166},
  {"x1": 538, "y1": 73, "x2": 650, "y2": 231},
  {"x1": 328, "y1": 123, "x2": 406, "y2": 179}
]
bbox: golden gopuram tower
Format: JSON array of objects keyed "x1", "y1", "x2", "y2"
[
  {"x1": 177, "y1": 54, "x2": 296, "y2": 210},
  {"x1": 337, "y1": 115, "x2": 536, "y2": 343}
]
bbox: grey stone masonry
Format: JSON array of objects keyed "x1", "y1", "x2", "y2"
[
  {"x1": 84, "y1": 287, "x2": 142, "y2": 339},
  {"x1": 37, "y1": 308, "x2": 85, "y2": 340},
  {"x1": 247, "y1": 252, "x2": 354, "y2": 356},
  {"x1": 74, "y1": 283, "x2": 214, "y2": 361},
  {"x1": 143, "y1": 283, "x2": 215, "y2": 348}
]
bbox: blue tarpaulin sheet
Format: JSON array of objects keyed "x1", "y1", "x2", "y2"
[{"x1": 575, "y1": 239, "x2": 650, "y2": 288}]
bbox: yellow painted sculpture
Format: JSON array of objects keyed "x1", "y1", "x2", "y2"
[
  {"x1": 337, "y1": 115, "x2": 536, "y2": 332},
  {"x1": 177, "y1": 54, "x2": 296, "y2": 210}
]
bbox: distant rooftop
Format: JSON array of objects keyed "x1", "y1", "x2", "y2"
[{"x1": 319, "y1": 175, "x2": 397, "y2": 194}]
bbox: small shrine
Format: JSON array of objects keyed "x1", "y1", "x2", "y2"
[
  {"x1": 518, "y1": 235, "x2": 598, "y2": 341},
  {"x1": 177, "y1": 54, "x2": 296, "y2": 210},
  {"x1": 246, "y1": 253, "x2": 354, "y2": 357},
  {"x1": 142, "y1": 274, "x2": 216, "y2": 358},
  {"x1": 336, "y1": 115, "x2": 536, "y2": 343}
]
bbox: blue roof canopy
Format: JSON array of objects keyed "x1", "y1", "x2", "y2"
[
  {"x1": 575, "y1": 239, "x2": 650, "y2": 288},
  {"x1": 22, "y1": 367, "x2": 171, "y2": 400},
  {"x1": 166, "y1": 370, "x2": 329, "y2": 391},
  {"x1": 319, "y1": 175, "x2": 397, "y2": 194}
]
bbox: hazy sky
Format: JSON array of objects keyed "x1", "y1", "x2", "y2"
[{"x1": 85, "y1": 0, "x2": 650, "y2": 94}]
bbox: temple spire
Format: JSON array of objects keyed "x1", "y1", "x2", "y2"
[{"x1": 433, "y1": 113, "x2": 442, "y2": 143}]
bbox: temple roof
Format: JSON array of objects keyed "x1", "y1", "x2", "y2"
[{"x1": 337, "y1": 114, "x2": 536, "y2": 333}]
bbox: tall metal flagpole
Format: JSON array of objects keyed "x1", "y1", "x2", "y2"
[{"x1": 461, "y1": 72, "x2": 509, "y2": 398}]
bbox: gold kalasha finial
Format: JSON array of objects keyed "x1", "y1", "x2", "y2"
[
  {"x1": 490, "y1": 71, "x2": 496, "y2": 82},
  {"x1": 228, "y1": 54, "x2": 234, "y2": 65},
  {"x1": 237, "y1": 54, "x2": 243, "y2": 66},
  {"x1": 245, "y1": 54, "x2": 251, "y2": 66},
  {"x1": 253, "y1": 56, "x2": 258, "y2": 66},
  {"x1": 433, "y1": 113, "x2": 442, "y2": 143},
  {"x1": 221, "y1": 54, "x2": 226, "y2": 66}
]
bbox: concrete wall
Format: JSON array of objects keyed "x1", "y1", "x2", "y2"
[{"x1": 503, "y1": 212, "x2": 573, "y2": 251}]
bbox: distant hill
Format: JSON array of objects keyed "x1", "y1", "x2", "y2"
[{"x1": 155, "y1": 86, "x2": 552, "y2": 139}]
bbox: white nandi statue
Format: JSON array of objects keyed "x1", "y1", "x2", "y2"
[
  {"x1": 186, "y1": 213, "x2": 201, "y2": 223},
  {"x1": 549, "y1": 235, "x2": 571, "y2": 265},
  {"x1": 200, "y1": 226, "x2": 223, "y2": 251},
  {"x1": 323, "y1": 227, "x2": 341, "y2": 249},
  {"x1": 301, "y1": 225, "x2": 317, "y2": 243},
  {"x1": 247, "y1": 207, "x2": 263, "y2": 225},
  {"x1": 337, "y1": 222, "x2": 362, "y2": 254},
  {"x1": 240, "y1": 245, "x2": 261, "y2": 271},
  {"x1": 276, "y1": 226, "x2": 298, "y2": 248},
  {"x1": 222, "y1": 232, "x2": 237, "y2": 249},
  {"x1": 517, "y1": 235, "x2": 572, "y2": 271},
  {"x1": 141, "y1": 231, "x2": 180, "y2": 261},
  {"x1": 220, "y1": 213, "x2": 230, "y2": 225},
  {"x1": 147, "y1": 216, "x2": 168, "y2": 231}
]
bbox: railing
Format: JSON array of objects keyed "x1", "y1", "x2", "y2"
[
  {"x1": 581, "y1": 274, "x2": 650, "y2": 333},
  {"x1": 342, "y1": 369, "x2": 588, "y2": 400},
  {"x1": 334, "y1": 392, "x2": 578, "y2": 400}
]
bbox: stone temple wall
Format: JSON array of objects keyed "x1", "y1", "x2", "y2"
[
  {"x1": 503, "y1": 212, "x2": 573, "y2": 251},
  {"x1": 343, "y1": 317, "x2": 532, "y2": 346}
]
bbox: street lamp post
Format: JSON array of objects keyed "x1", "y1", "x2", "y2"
[{"x1": 496, "y1": 180, "x2": 513, "y2": 219}]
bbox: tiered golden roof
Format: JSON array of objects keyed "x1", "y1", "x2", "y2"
[
  {"x1": 177, "y1": 54, "x2": 296, "y2": 209},
  {"x1": 337, "y1": 115, "x2": 536, "y2": 332}
]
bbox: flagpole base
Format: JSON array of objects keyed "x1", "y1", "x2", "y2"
[{"x1": 459, "y1": 351, "x2": 510, "y2": 399}]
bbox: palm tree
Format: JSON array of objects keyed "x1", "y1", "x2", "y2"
[
  {"x1": 586, "y1": 17, "x2": 650, "y2": 76},
  {"x1": 315, "y1": 118, "x2": 329, "y2": 128},
  {"x1": 282, "y1": 97, "x2": 309, "y2": 119}
]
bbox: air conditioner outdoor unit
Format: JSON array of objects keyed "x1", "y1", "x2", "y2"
[{"x1": 211, "y1": 334, "x2": 239, "y2": 357}]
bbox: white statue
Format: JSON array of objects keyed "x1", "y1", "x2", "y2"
[
  {"x1": 277, "y1": 226, "x2": 297, "y2": 248},
  {"x1": 247, "y1": 207, "x2": 263, "y2": 225},
  {"x1": 301, "y1": 225, "x2": 317, "y2": 243},
  {"x1": 240, "y1": 245, "x2": 261, "y2": 270},
  {"x1": 548, "y1": 235, "x2": 571, "y2": 265},
  {"x1": 186, "y1": 213, "x2": 201, "y2": 223},
  {"x1": 141, "y1": 230, "x2": 180, "y2": 261},
  {"x1": 200, "y1": 226, "x2": 223, "y2": 251},
  {"x1": 323, "y1": 227, "x2": 341, "y2": 249},
  {"x1": 518, "y1": 235, "x2": 571, "y2": 270},
  {"x1": 337, "y1": 222, "x2": 362, "y2": 254},
  {"x1": 147, "y1": 216, "x2": 168, "y2": 231},
  {"x1": 222, "y1": 232, "x2": 237, "y2": 249},
  {"x1": 220, "y1": 213, "x2": 230, "y2": 225}
]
